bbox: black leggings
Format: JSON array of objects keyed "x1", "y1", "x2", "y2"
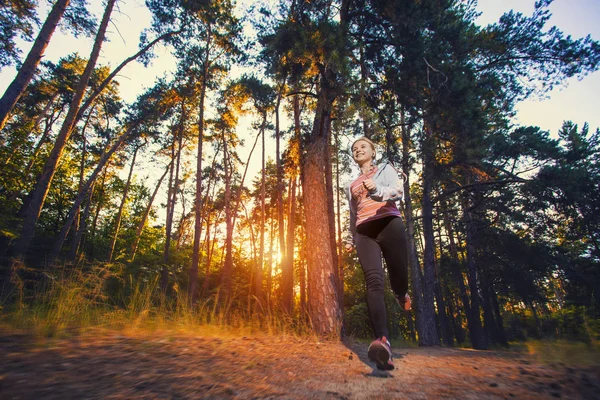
[{"x1": 355, "y1": 216, "x2": 409, "y2": 339}]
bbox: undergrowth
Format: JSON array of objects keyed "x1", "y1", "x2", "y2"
[{"x1": 0, "y1": 261, "x2": 316, "y2": 341}]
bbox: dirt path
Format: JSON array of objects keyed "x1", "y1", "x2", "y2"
[{"x1": 0, "y1": 331, "x2": 598, "y2": 399}]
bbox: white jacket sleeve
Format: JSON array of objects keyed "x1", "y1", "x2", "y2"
[{"x1": 368, "y1": 163, "x2": 404, "y2": 202}]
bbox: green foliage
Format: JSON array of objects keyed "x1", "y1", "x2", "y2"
[{"x1": 0, "y1": 0, "x2": 37, "y2": 69}]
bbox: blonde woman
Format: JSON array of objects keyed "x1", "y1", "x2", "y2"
[{"x1": 344, "y1": 136, "x2": 411, "y2": 371}]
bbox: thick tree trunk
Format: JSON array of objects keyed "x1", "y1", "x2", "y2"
[
  {"x1": 0, "y1": 0, "x2": 71, "y2": 132},
  {"x1": 301, "y1": 74, "x2": 342, "y2": 337},
  {"x1": 13, "y1": 0, "x2": 117, "y2": 259}
]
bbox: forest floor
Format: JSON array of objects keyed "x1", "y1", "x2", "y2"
[{"x1": 0, "y1": 328, "x2": 599, "y2": 399}]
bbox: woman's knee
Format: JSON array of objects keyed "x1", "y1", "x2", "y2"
[{"x1": 364, "y1": 270, "x2": 385, "y2": 291}]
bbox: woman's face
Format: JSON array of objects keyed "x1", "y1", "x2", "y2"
[{"x1": 352, "y1": 140, "x2": 375, "y2": 164}]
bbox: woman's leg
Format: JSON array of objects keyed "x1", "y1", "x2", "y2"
[
  {"x1": 376, "y1": 217, "x2": 409, "y2": 299},
  {"x1": 355, "y1": 232, "x2": 388, "y2": 339}
]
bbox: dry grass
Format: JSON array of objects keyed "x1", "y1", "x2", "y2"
[{"x1": 1, "y1": 262, "x2": 315, "y2": 342}]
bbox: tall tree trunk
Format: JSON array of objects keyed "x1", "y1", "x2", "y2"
[
  {"x1": 481, "y1": 273, "x2": 501, "y2": 345},
  {"x1": 282, "y1": 94, "x2": 301, "y2": 314},
  {"x1": 275, "y1": 88, "x2": 285, "y2": 298},
  {"x1": 324, "y1": 130, "x2": 341, "y2": 306},
  {"x1": 108, "y1": 145, "x2": 138, "y2": 262},
  {"x1": 334, "y1": 129, "x2": 344, "y2": 316},
  {"x1": 0, "y1": 0, "x2": 71, "y2": 133},
  {"x1": 255, "y1": 117, "x2": 266, "y2": 303},
  {"x1": 301, "y1": 66, "x2": 342, "y2": 337},
  {"x1": 199, "y1": 149, "x2": 220, "y2": 297},
  {"x1": 491, "y1": 287, "x2": 508, "y2": 345},
  {"x1": 66, "y1": 119, "x2": 89, "y2": 263},
  {"x1": 48, "y1": 125, "x2": 135, "y2": 264},
  {"x1": 220, "y1": 131, "x2": 234, "y2": 303},
  {"x1": 299, "y1": 215, "x2": 307, "y2": 318},
  {"x1": 441, "y1": 196, "x2": 468, "y2": 344},
  {"x1": 283, "y1": 175, "x2": 297, "y2": 313},
  {"x1": 189, "y1": 43, "x2": 210, "y2": 304},
  {"x1": 89, "y1": 165, "x2": 109, "y2": 260},
  {"x1": 401, "y1": 110, "x2": 438, "y2": 345},
  {"x1": 266, "y1": 215, "x2": 275, "y2": 306},
  {"x1": 67, "y1": 182, "x2": 94, "y2": 263},
  {"x1": 434, "y1": 214, "x2": 453, "y2": 346},
  {"x1": 163, "y1": 119, "x2": 183, "y2": 293},
  {"x1": 130, "y1": 162, "x2": 170, "y2": 261},
  {"x1": 12, "y1": 0, "x2": 117, "y2": 259},
  {"x1": 463, "y1": 199, "x2": 488, "y2": 349}
]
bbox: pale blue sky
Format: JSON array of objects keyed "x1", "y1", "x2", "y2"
[{"x1": 474, "y1": 0, "x2": 600, "y2": 135}]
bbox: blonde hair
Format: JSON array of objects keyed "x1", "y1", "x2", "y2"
[{"x1": 351, "y1": 136, "x2": 377, "y2": 160}]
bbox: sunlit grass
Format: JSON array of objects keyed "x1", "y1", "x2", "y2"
[{"x1": 0, "y1": 262, "x2": 316, "y2": 342}]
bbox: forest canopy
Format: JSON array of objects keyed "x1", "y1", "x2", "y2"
[{"x1": 0, "y1": 0, "x2": 599, "y2": 348}]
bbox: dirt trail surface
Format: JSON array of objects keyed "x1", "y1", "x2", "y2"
[{"x1": 0, "y1": 331, "x2": 598, "y2": 399}]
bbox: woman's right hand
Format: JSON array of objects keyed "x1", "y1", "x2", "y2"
[{"x1": 344, "y1": 243, "x2": 354, "y2": 252}]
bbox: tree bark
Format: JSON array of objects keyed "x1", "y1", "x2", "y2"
[
  {"x1": 220, "y1": 130, "x2": 234, "y2": 303},
  {"x1": 13, "y1": 0, "x2": 117, "y2": 259},
  {"x1": 301, "y1": 66, "x2": 342, "y2": 337},
  {"x1": 283, "y1": 175, "x2": 297, "y2": 313},
  {"x1": 163, "y1": 113, "x2": 183, "y2": 292},
  {"x1": 48, "y1": 125, "x2": 136, "y2": 264},
  {"x1": 130, "y1": 162, "x2": 170, "y2": 261},
  {"x1": 255, "y1": 115, "x2": 266, "y2": 304},
  {"x1": 189, "y1": 35, "x2": 210, "y2": 304},
  {"x1": 402, "y1": 111, "x2": 438, "y2": 346},
  {"x1": 0, "y1": 0, "x2": 71, "y2": 132},
  {"x1": 108, "y1": 145, "x2": 138, "y2": 262},
  {"x1": 275, "y1": 87, "x2": 285, "y2": 301},
  {"x1": 463, "y1": 199, "x2": 488, "y2": 349}
]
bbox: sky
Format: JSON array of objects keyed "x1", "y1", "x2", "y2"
[
  {"x1": 473, "y1": 0, "x2": 600, "y2": 136},
  {"x1": 1, "y1": 0, "x2": 599, "y2": 178}
]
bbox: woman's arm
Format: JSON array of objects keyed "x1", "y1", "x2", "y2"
[
  {"x1": 343, "y1": 184, "x2": 357, "y2": 249},
  {"x1": 369, "y1": 164, "x2": 404, "y2": 202}
]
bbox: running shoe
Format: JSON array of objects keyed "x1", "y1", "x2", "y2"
[
  {"x1": 396, "y1": 293, "x2": 411, "y2": 312},
  {"x1": 367, "y1": 337, "x2": 394, "y2": 370}
]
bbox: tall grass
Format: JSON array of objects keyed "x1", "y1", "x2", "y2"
[{"x1": 0, "y1": 262, "x2": 315, "y2": 340}]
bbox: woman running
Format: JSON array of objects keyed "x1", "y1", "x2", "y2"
[{"x1": 344, "y1": 136, "x2": 411, "y2": 371}]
